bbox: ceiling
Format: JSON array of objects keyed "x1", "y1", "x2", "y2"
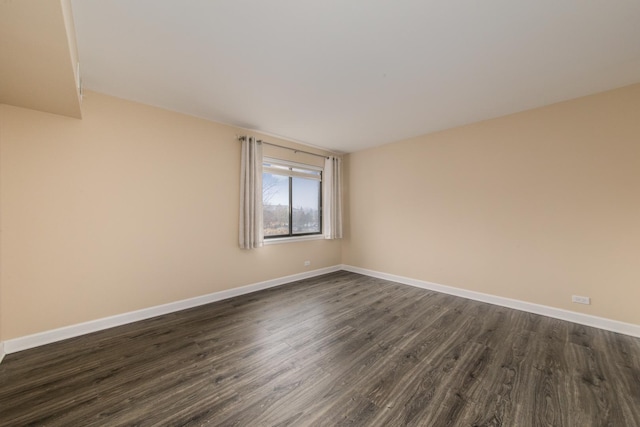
[{"x1": 69, "y1": 1, "x2": 640, "y2": 152}]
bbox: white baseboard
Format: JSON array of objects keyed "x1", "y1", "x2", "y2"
[
  {"x1": 3, "y1": 265, "x2": 342, "y2": 355},
  {"x1": 5, "y1": 263, "x2": 637, "y2": 359},
  {"x1": 341, "y1": 264, "x2": 640, "y2": 338}
]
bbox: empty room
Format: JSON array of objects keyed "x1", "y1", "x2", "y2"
[{"x1": 1, "y1": 1, "x2": 639, "y2": 425}]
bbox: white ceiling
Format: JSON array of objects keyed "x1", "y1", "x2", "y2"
[{"x1": 71, "y1": 1, "x2": 640, "y2": 153}]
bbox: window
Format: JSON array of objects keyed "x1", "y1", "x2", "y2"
[{"x1": 263, "y1": 158, "x2": 322, "y2": 238}]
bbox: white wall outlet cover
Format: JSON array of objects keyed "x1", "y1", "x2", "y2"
[{"x1": 572, "y1": 295, "x2": 591, "y2": 305}]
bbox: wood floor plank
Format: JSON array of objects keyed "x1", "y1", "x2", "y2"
[{"x1": 1, "y1": 271, "x2": 639, "y2": 426}]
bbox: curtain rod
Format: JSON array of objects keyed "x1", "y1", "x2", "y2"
[{"x1": 238, "y1": 136, "x2": 330, "y2": 159}]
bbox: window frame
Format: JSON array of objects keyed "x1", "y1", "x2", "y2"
[{"x1": 262, "y1": 157, "x2": 323, "y2": 240}]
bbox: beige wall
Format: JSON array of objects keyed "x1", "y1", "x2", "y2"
[
  {"x1": 343, "y1": 83, "x2": 640, "y2": 325},
  {"x1": 0, "y1": 91, "x2": 341, "y2": 340},
  {"x1": 0, "y1": 0, "x2": 82, "y2": 118},
  {"x1": 2, "y1": 83, "x2": 639, "y2": 343}
]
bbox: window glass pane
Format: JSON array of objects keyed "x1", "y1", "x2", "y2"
[
  {"x1": 263, "y1": 173, "x2": 290, "y2": 236},
  {"x1": 292, "y1": 177, "x2": 321, "y2": 235}
]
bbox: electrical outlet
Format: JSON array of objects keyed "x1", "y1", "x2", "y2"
[
  {"x1": 304, "y1": 260, "x2": 311, "y2": 266},
  {"x1": 571, "y1": 295, "x2": 591, "y2": 305}
]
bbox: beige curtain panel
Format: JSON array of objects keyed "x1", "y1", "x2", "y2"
[
  {"x1": 323, "y1": 156, "x2": 343, "y2": 239},
  {"x1": 239, "y1": 136, "x2": 264, "y2": 249}
]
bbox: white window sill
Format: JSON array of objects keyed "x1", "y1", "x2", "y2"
[{"x1": 263, "y1": 235, "x2": 325, "y2": 245}]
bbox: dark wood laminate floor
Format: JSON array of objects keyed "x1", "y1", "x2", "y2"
[{"x1": 1, "y1": 271, "x2": 639, "y2": 426}]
